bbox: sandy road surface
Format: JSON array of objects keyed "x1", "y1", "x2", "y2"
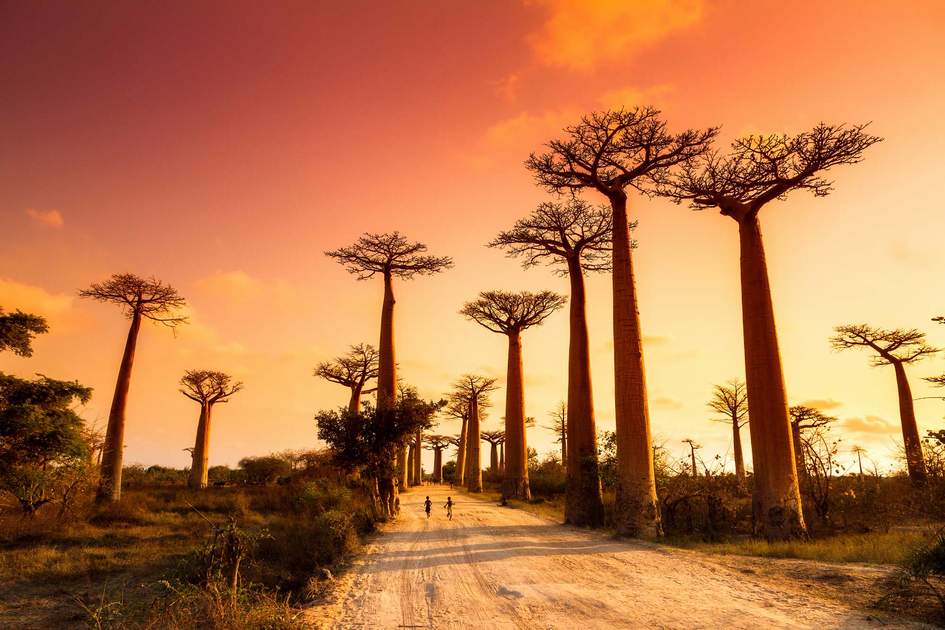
[{"x1": 308, "y1": 487, "x2": 917, "y2": 629}]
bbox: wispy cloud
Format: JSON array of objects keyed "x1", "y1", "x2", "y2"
[
  {"x1": 25, "y1": 208, "x2": 64, "y2": 229},
  {"x1": 841, "y1": 415, "x2": 899, "y2": 435},
  {"x1": 800, "y1": 398, "x2": 843, "y2": 411},
  {"x1": 527, "y1": 0, "x2": 704, "y2": 71}
]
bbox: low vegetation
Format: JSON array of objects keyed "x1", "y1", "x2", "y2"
[{"x1": 0, "y1": 453, "x2": 380, "y2": 629}]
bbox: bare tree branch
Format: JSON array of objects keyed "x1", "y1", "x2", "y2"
[{"x1": 325, "y1": 231, "x2": 453, "y2": 280}]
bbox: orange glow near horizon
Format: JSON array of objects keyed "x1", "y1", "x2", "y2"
[{"x1": 2, "y1": 1, "x2": 945, "y2": 474}]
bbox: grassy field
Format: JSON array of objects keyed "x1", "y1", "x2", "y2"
[{"x1": 0, "y1": 482, "x2": 376, "y2": 629}]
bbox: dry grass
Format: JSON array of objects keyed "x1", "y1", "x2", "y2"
[{"x1": 666, "y1": 528, "x2": 936, "y2": 566}]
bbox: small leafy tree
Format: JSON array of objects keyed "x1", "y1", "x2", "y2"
[{"x1": 0, "y1": 373, "x2": 93, "y2": 515}]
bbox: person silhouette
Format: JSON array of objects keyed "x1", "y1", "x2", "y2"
[
  {"x1": 444, "y1": 496, "x2": 454, "y2": 520},
  {"x1": 424, "y1": 496, "x2": 432, "y2": 519}
]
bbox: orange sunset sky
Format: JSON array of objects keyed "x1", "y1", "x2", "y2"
[{"x1": 2, "y1": 1, "x2": 944, "y2": 474}]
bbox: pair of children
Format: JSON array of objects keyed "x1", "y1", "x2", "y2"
[{"x1": 424, "y1": 496, "x2": 453, "y2": 520}]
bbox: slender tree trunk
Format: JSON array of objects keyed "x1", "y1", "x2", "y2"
[
  {"x1": 406, "y1": 444, "x2": 415, "y2": 486},
  {"x1": 791, "y1": 422, "x2": 806, "y2": 480},
  {"x1": 732, "y1": 415, "x2": 746, "y2": 486},
  {"x1": 456, "y1": 416, "x2": 468, "y2": 486},
  {"x1": 434, "y1": 448, "x2": 443, "y2": 483},
  {"x1": 188, "y1": 402, "x2": 212, "y2": 489},
  {"x1": 96, "y1": 309, "x2": 142, "y2": 503},
  {"x1": 893, "y1": 360, "x2": 927, "y2": 482},
  {"x1": 490, "y1": 442, "x2": 498, "y2": 474},
  {"x1": 377, "y1": 271, "x2": 399, "y2": 517},
  {"x1": 499, "y1": 442, "x2": 505, "y2": 473},
  {"x1": 690, "y1": 447, "x2": 698, "y2": 477},
  {"x1": 413, "y1": 431, "x2": 422, "y2": 485},
  {"x1": 502, "y1": 331, "x2": 530, "y2": 500},
  {"x1": 563, "y1": 257, "x2": 603, "y2": 525},
  {"x1": 608, "y1": 192, "x2": 661, "y2": 537},
  {"x1": 467, "y1": 396, "x2": 483, "y2": 492},
  {"x1": 348, "y1": 383, "x2": 363, "y2": 415},
  {"x1": 737, "y1": 213, "x2": 806, "y2": 539},
  {"x1": 561, "y1": 423, "x2": 568, "y2": 469}
]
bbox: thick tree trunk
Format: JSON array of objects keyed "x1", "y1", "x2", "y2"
[
  {"x1": 413, "y1": 431, "x2": 422, "y2": 485},
  {"x1": 609, "y1": 192, "x2": 660, "y2": 537},
  {"x1": 348, "y1": 383, "x2": 363, "y2": 415},
  {"x1": 733, "y1": 415, "x2": 746, "y2": 486},
  {"x1": 456, "y1": 416, "x2": 468, "y2": 486},
  {"x1": 188, "y1": 402, "x2": 212, "y2": 489},
  {"x1": 489, "y1": 442, "x2": 498, "y2": 474},
  {"x1": 737, "y1": 213, "x2": 806, "y2": 539},
  {"x1": 502, "y1": 331, "x2": 531, "y2": 500},
  {"x1": 893, "y1": 360, "x2": 927, "y2": 482},
  {"x1": 563, "y1": 257, "x2": 603, "y2": 525},
  {"x1": 406, "y1": 445, "x2": 415, "y2": 486},
  {"x1": 467, "y1": 397, "x2": 483, "y2": 492},
  {"x1": 377, "y1": 271, "x2": 399, "y2": 517},
  {"x1": 96, "y1": 309, "x2": 142, "y2": 503},
  {"x1": 791, "y1": 422, "x2": 806, "y2": 480},
  {"x1": 433, "y1": 448, "x2": 443, "y2": 483}
]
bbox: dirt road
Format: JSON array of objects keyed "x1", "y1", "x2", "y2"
[{"x1": 308, "y1": 486, "x2": 916, "y2": 629}]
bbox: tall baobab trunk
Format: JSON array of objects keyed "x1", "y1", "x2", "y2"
[
  {"x1": 738, "y1": 214, "x2": 805, "y2": 539},
  {"x1": 348, "y1": 383, "x2": 363, "y2": 414},
  {"x1": 97, "y1": 309, "x2": 142, "y2": 503},
  {"x1": 377, "y1": 271, "x2": 399, "y2": 517},
  {"x1": 564, "y1": 257, "x2": 603, "y2": 525},
  {"x1": 406, "y1": 444, "x2": 415, "y2": 486},
  {"x1": 489, "y1": 442, "x2": 498, "y2": 474},
  {"x1": 609, "y1": 192, "x2": 660, "y2": 537},
  {"x1": 433, "y1": 448, "x2": 443, "y2": 483},
  {"x1": 790, "y1": 422, "x2": 806, "y2": 480},
  {"x1": 467, "y1": 397, "x2": 483, "y2": 492},
  {"x1": 690, "y1": 447, "x2": 699, "y2": 477},
  {"x1": 893, "y1": 360, "x2": 926, "y2": 482},
  {"x1": 500, "y1": 442, "x2": 505, "y2": 473},
  {"x1": 413, "y1": 431, "x2": 422, "y2": 485},
  {"x1": 732, "y1": 414, "x2": 746, "y2": 486},
  {"x1": 188, "y1": 402, "x2": 212, "y2": 489},
  {"x1": 503, "y1": 331, "x2": 530, "y2": 500},
  {"x1": 456, "y1": 416, "x2": 468, "y2": 485}
]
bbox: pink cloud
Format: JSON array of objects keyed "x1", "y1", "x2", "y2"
[{"x1": 25, "y1": 208, "x2": 64, "y2": 228}]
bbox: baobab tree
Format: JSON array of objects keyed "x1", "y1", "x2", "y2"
[
  {"x1": 481, "y1": 430, "x2": 505, "y2": 475},
  {"x1": 707, "y1": 380, "x2": 749, "y2": 486},
  {"x1": 491, "y1": 198, "x2": 611, "y2": 525},
  {"x1": 527, "y1": 108, "x2": 715, "y2": 536},
  {"x1": 788, "y1": 405, "x2": 836, "y2": 479},
  {"x1": 179, "y1": 370, "x2": 244, "y2": 489},
  {"x1": 461, "y1": 290, "x2": 565, "y2": 499},
  {"x1": 79, "y1": 274, "x2": 187, "y2": 502},
  {"x1": 830, "y1": 324, "x2": 938, "y2": 482},
  {"x1": 681, "y1": 439, "x2": 702, "y2": 477},
  {"x1": 543, "y1": 402, "x2": 567, "y2": 468},
  {"x1": 665, "y1": 123, "x2": 881, "y2": 539},
  {"x1": 443, "y1": 396, "x2": 470, "y2": 485},
  {"x1": 449, "y1": 374, "x2": 498, "y2": 493},
  {"x1": 424, "y1": 435, "x2": 451, "y2": 483},
  {"x1": 326, "y1": 232, "x2": 452, "y2": 516},
  {"x1": 0, "y1": 307, "x2": 48, "y2": 357},
  {"x1": 315, "y1": 344, "x2": 379, "y2": 413}
]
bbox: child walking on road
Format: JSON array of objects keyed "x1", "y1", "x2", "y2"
[
  {"x1": 424, "y1": 496, "x2": 433, "y2": 519},
  {"x1": 444, "y1": 496, "x2": 454, "y2": 520}
]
